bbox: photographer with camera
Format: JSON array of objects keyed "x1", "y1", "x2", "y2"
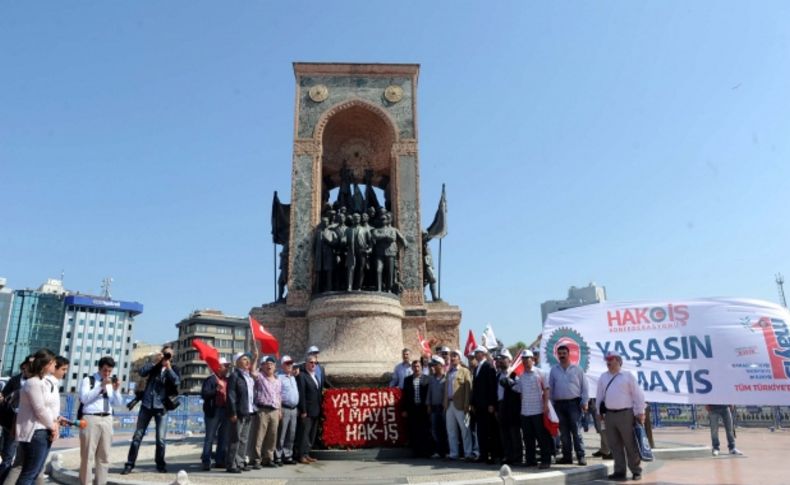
[
  {"x1": 121, "y1": 345, "x2": 180, "y2": 475},
  {"x1": 79, "y1": 356, "x2": 123, "y2": 485}
]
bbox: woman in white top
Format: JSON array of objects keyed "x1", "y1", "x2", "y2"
[{"x1": 15, "y1": 348, "x2": 60, "y2": 485}]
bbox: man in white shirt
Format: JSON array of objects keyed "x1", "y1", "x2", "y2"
[
  {"x1": 79, "y1": 356, "x2": 123, "y2": 485},
  {"x1": 388, "y1": 348, "x2": 413, "y2": 388},
  {"x1": 595, "y1": 351, "x2": 645, "y2": 481}
]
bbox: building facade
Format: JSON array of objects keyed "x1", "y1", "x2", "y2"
[
  {"x1": 58, "y1": 295, "x2": 143, "y2": 393},
  {"x1": 0, "y1": 278, "x2": 143, "y2": 393},
  {"x1": 174, "y1": 310, "x2": 248, "y2": 394},
  {"x1": 1, "y1": 279, "x2": 67, "y2": 377},
  {"x1": 540, "y1": 282, "x2": 607, "y2": 324}
]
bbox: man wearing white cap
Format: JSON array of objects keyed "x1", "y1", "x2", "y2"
[
  {"x1": 200, "y1": 357, "x2": 231, "y2": 470},
  {"x1": 276, "y1": 356, "x2": 299, "y2": 465},
  {"x1": 596, "y1": 351, "x2": 645, "y2": 481},
  {"x1": 495, "y1": 351, "x2": 522, "y2": 466},
  {"x1": 226, "y1": 353, "x2": 255, "y2": 473},
  {"x1": 305, "y1": 345, "x2": 330, "y2": 389},
  {"x1": 471, "y1": 346, "x2": 499, "y2": 464},
  {"x1": 443, "y1": 349, "x2": 473, "y2": 460},
  {"x1": 426, "y1": 356, "x2": 448, "y2": 458}
]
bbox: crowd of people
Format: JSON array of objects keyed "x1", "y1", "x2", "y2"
[{"x1": 0, "y1": 342, "x2": 745, "y2": 484}]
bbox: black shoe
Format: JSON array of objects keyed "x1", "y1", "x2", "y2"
[
  {"x1": 201, "y1": 463, "x2": 211, "y2": 471},
  {"x1": 538, "y1": 463, "x2": 551, "y2": 469},
  {"x1": 578, "y1": 457, "x2": 587, "y2": 466},
  {"x1": 525, "y1": 462, "x2": 538, "y2": 467},
  {"x1": 156, "y1": 466, "x2": 168, "y2": 473},
  {"x1": 556, "y1": 457, "x2": 573, "y2": 464},
  {"x1": 592, "y1": 450, "x2": 604, "y2": 457},
  {"x1": 213, "y1": 462, "x2": 226, "y2": 469},
  {"x1": 241, "y1": 466, "x2": 252, "y2": 472},
  {"x1": 120, "y1": 466, "x2": 133, "y2": 475},
  {"x1": 633, "y1": 473, "x2": 642, "y2": 481},
  {"x1": 282, "y1": 459, "x2": 295, "y2": 465},
  {"x1": 601, "y1": 453, "x2": 614, "y2": 460},
  {"x1": 227, "y1": 468, "x2": 242, "y2": 474},
  {"x1": 265, "y1": 462, "x2": 278, "y2": 468},
  {"x1": 607, "y1": 472, "x2": 627, "y2": 481},
  {"x1": 251, "y1": 464, "x2": 262, "y2": 470}
]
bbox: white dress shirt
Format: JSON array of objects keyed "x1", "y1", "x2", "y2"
[
  {"x1": 80, "y1": 373, "x2": 124, "y2": 415},
  {"x1": 595, "y1": 370, "x2": 646, "y2": 415}
]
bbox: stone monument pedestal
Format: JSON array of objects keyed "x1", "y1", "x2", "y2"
[{"x1": 307, "y1": 292, "x2": 403, "y2": 386}]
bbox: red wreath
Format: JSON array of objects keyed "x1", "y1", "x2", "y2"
[{"x1": 322, "y1": 387, "x2": 407, "y2": 448}]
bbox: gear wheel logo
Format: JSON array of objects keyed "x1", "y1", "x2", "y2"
[{"x1": 545, "y1": 327, "x2": 590, "y2": 371}]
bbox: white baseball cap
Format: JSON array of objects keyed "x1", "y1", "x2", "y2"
[{"x1": 307, "y1": 345, "x2": 320, "y2": 354}]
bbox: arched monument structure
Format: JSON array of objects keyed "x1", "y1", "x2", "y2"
[{"x1": 251, "y1": 63, "x2": 461, "y2": 386}]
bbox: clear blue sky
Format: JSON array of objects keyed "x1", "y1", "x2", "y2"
[{"x1": 2, "y1": 2, "x2": 788, "y2": 348}]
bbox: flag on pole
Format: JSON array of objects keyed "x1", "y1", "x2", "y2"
[
  {"x1": 482, "y1": 324, "x2": 498, "y2": 350},
  {"x1": 249, "y1": 316, "x2": 280, "y2": 358},
  {"x1": 271, "y1": 191, "x2": 291, "y2": 245},
  {"x1": 417, "y1": 330, "x2": 432, "y2": 355},
  {"x1": 192, "y1": 338, "x2": 221, "y2": 375},
  {"x1": 463, "y1": 329, "x2": 477, "y2": 357},
  {"x1": 426, "y1": 184, "x2": 448, "y2": 239},
  {"x1": 506, "y1": 348, "x2": 526, "y2": 377}
]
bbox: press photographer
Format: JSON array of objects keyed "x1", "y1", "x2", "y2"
[{"x1": 121, "y1": 345, "x2": 180, "y2": 475}]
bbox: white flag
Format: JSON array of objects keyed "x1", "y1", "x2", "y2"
[{"x1": 482, "y1": 324, "x2": 498, "y2": 350}]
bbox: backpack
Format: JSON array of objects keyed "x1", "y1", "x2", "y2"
[{"x1": 76, "y1": 376, "x2": 96, "y2": 420}]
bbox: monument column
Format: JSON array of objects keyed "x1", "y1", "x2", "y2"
[{"x1": 392, "y1": 140, "x2": 424, "y2": 307}]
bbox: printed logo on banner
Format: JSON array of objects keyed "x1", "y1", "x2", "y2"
[
  {"x1": 606, "y1": 304, "x2": 689, "y2": 333},
  {"x1": 751, "y1": 317, "x2": 790, "y2": 380},
  {"x1": 545, "y1": 327, "x2": 590, "y2": 371}
]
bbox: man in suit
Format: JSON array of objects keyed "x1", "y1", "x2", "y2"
[
  {"x1": 225, "y1": 353, "x2": 255, "y2": 474},
  {"x1": 471, "y1": 346, "x2": 499, "y2": 464},
  {"x1": 401, "y1": 360, "x2": 432, "y2": 458},
  {"x1": 444, "y1": 349, "x2": 473, "y2": 460},
  {"x1": 495, "y1": 351, "x2": 522, "y2": 465},
  {"x1": 295, "y1": 355, "x2": 322, "y2": 464}
]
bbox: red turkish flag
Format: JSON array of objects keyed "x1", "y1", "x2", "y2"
[
  {"x1": 463, "y1": 329, "x2": 478, "y2": 357},
  {"x1": 249, "y1": 316, "x2": 280, "y2": 357},
  {"x1": 192, "y1": 338, "x2": 221, "y2": 375},
  {"x1": 417, "y1": 330, "x2": 431, "y2": 355},
  {"x1": 507, "y1": 349, "x2": 526, "y2": 377}
]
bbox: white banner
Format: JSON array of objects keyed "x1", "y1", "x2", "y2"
[{"x1": 540, "y1": 298, "x2": 790, "y2": 405}]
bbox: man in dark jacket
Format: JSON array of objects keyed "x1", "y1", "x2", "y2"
[
  {"x1": 401, "y1": 360, "x2": 432, "y2": 458},
  {"x1": 496, "y1": 351, "x2": 523, "y2": 465},
  {"x1": 0, "y1": 358, "x2": 31, "y2": 483},
  {"x1": 471, "y1": 346, "x2": 500, "y2": 464},
  {"x1": 200, "y1": 358, "x2": 230, "y2": 470},
  {"x1": 295, "y1": 355, "x2": 322, "y2": 464},
  {"x1": 226, "y1": 352, "x2": 254, "y2": 473},
  {"x1": 122, "y1": 345, "x2": 180, "y2": 475}
]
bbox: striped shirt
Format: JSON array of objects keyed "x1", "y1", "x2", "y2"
[
  {"x1": 254, "y1": 373, "x2": 282, "y2": 409},
  {"x1": 511, "y1": 370, "x2": 547, "y2": 417}
]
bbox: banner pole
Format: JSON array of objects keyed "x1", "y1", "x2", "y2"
[
  {"x1": 438, "y1": 238, "x2": 443, "y2": 300},
  {"x1": 273, "y1": 243, "x2": 277, "y2": 301}
]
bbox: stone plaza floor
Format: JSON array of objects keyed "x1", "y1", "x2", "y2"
[{"x1": 44, "y1": 426, "x2": 787, "y2": 484}]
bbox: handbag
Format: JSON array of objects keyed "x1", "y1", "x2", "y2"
[
  {"x1": 633, "y1": 422, "x2": 654, "y2": 461},
  {"x1": 163, "y1": 394, "x2": 181, "y2": 411}
]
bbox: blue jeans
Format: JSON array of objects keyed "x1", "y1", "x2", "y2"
[
  {"x1": 709, "y1": 405, "x2": 735, "y2": 451},
  {"x1": 17, "y1": 429, "x2": 51, "y2": 485},
  {"x1": 430, "y1": 405, "x2": 449, "y2": 457},
  {"x1": 126, "y1": 406, "x2": 167, "y2": 469},
  {"x1": 554, "y1": 398, "x2": 585, "y2": 459},
  {"x1": 201, "y1": 407, "x2": 227, "y2": 465},
  {"x1": 0, "y1": 426, "x2": 18, "y2": 482}
]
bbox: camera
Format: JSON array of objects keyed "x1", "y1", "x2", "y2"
[
  {"x1": 163, "y1": 351, "x2": 173, "y2": 360},
  {"x1": 111, "y1": 375, "x2": 118, "y2": 384}
]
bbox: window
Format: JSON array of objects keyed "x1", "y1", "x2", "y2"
[
  {"x1": 64, "y1": 345, "x2": 69, "y2": 352},
  {"x1": 99, "y1": 321, "x2": 104, "y2": 327},
  {"x1": 89, "y1": 320, "x2": 95, "y2": 327},
  {"x1": 83, "y1": 360, "x2": 90, "y2": 366},
  {"x1": 116, "y1": 335, "x2": 122, "y2": 341},
  {"x1": 66, "y1": 332, "x2": 71, "y2": 339},
  {"x1": 77, "y1": 332, "x2": 83, "y2": 339},
  {"x1": 128, "y1": 324, "x2": 132, "y2": 331},
  {"x1": 71, "y1": 373, "x2": 77, "y2": 380},
  {"x1": 97, "y1": 334, "x2": 104, "y2": 340},
  {"x1": 87, "y1": 333, "x2": 93, "y2": 340},
  {"x1": 124, "y1": 362, "x2": 128, "y2": 369}
]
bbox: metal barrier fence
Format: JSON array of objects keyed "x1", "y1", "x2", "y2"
[{"x1": 58, "y1": 393, "x2": 790, "y2": 439}]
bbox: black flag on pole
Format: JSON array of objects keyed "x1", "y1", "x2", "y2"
[
  {"x1": 426, "y1": 184, "x2": 448, "y2": 239},
  {"x1": 271, "y1": 191, "x2": 291, "y2": 245}
]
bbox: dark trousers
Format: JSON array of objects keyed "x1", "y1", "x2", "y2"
[
  {"x1": 126, "y1": 405, "x2": 167, "y2": 469},
  {"x1": 226, "y1": 415, "x2": 252, "y2": 470},
  {"x1": 521, "y1": 414, "x2": 552, "y2": 466},
  {"x1": 16, "y1": 430, "x2": 50, "y2": 485},
  {"x1": 498, "y1": 404, "x2": 522, "y2": 464},
  {"x1": 0, "y1": 426, "x2": 17, "y2": 483},
  {"x1": 430, "y1": 405, "x2": 449, "y2": 457},
  {"x1": 406, "y1": 405, "x2": 432, "y2": 458},
  {"x1": 475, "y1": 408, "x2": 500, "y2": 461},
  {"x1": 554, "y1": 398, "x2": 585, "y2": 459},
  {"x1": 201, "y1": 407, "x2": 227, "y2": 466},
  {"x1": 295, "y1": 415, "x2": 318, "y2": 459}
]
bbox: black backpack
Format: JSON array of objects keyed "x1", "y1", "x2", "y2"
[{"x1": 76, "y1": 376, "x2": 96, "y2": 420}]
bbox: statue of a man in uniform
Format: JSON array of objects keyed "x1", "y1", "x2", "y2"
[{"x1": 372, "y1": 213, "x2": 408, "y2": 293}]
